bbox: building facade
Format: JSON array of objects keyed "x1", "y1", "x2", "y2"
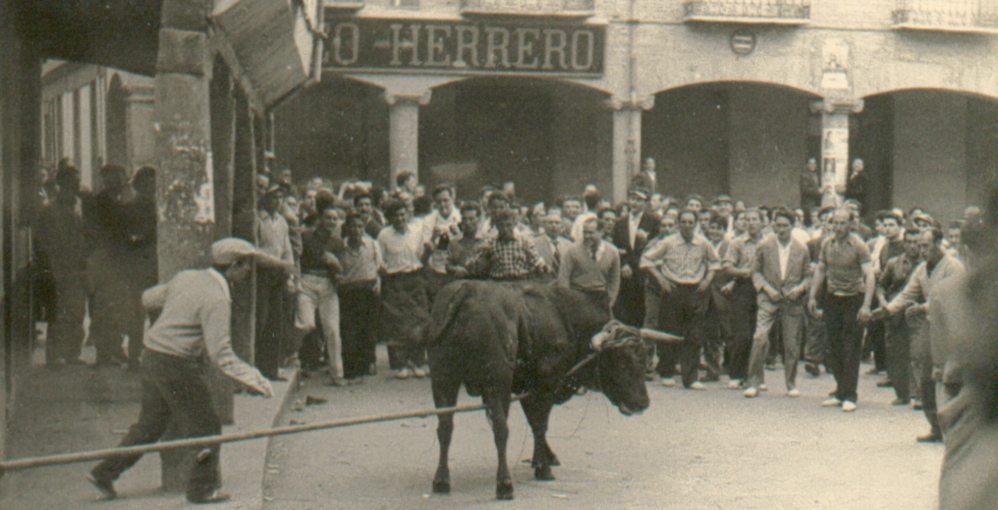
[
  {"x1": 40, "y1": 61, "x2": 156, "y2": 189},
  {"x1": 275, "y1": 0, "x2": 998, "y2": 220}
]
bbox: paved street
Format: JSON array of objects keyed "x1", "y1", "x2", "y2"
[{"x1": 263, "y1": 350, "x2": 942, "y2": 510}]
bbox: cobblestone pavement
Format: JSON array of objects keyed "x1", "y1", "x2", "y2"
[{"x1": 263, "y1": 354, "x2": 942, "y2": 510}]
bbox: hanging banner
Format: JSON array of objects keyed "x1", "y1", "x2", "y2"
[{"x1": 323, "y1": 17, "x2": 605, "y2": 76}]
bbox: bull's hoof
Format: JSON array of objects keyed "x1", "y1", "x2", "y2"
[
  {"x1": 432, "y1": 480, "x2": 450, "y2": 494},
  {"x1": 496, "y1": 481, "x2": 514, "y2": 500},
  {"x1": 534, "y1": 466, "x2": 555, "y2": 481}
]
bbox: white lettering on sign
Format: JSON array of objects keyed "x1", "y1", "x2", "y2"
[
  {"x1": 324, "y1": 19, "x2": 603, "y2": 75},
  {"x1": 332, "y1": 22, "x2": 360, "y2": 65}
]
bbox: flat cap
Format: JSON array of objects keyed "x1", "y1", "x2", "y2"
[{"x1": 211, "y1": 238, "x2": 259, "y2": 265}]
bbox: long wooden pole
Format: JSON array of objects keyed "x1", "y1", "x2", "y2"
[
  {"x1": 0, "y1": 326, "x2": 687, "y2": 476},
  {"x1": 0, "y1": 353, "x2": 606, "y2": 475}
]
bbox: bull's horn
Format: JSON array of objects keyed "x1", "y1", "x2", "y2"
[
  {"x1": 640, "y1": 328, "x2": 684, "y2": 343},
  {"x1": 590, "y1": 330, "x2": 611, "y2": 351}
]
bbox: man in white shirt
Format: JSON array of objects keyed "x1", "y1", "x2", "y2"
[
  {"x1": 378, "y1": 199, "x2": 434, "y2": 379},
  {"x1": 256, "y1": 185, "x2": 296, "y2": 380}
]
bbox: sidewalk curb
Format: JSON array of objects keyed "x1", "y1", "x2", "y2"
[{"x1": 242, "y1": 367, "x2": 300, "y2": 510}]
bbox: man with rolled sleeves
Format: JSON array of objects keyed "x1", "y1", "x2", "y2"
[
  {"x1": 723, "y1": 208, "x2": 765, "y2": 390},
  {"x1": 87, "y1": 239, "x2": 275, "y2": 505},
  {"x1": 876, "y1": 228, "x2": 921, "y2": 405},
  {"x1": 640, "y1": 209, "x2": 719, "y2": 390},
  {"x1": 872, "y1": 227, "x2": 964, "y2": 441},
  {"x1": 808, "y1": 208, "x2": 876, "y2": 413}
]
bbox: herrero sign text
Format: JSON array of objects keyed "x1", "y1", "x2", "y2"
[{"x1": 323, "y1": 17, "x2": 605, "y2": 76}]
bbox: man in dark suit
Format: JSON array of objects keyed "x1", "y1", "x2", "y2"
[
  {"x1": 743, "y1": 209, "x2": 812, "y2": 398},
  {"x1": 611, "y1": 188, "x2": 660, "y2": 328}
]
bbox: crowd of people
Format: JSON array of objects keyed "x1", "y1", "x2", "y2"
[
  {"x1": 32, "y1": 155, "x2": 995, "y2": 507},
  {"x1": 34, "y1": 157, "x2": 987, "y2": 441}
]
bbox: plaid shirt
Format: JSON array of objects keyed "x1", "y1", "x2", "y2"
[{"x1": 468, "y1": 235, "x2": 547, "y2": 281}]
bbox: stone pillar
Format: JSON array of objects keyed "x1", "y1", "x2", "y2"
[
  {"x1": 154, "y1": 0, "x2": 233, "y2": 491},
  {"x1": 811, "y1": 98, "x2": 864, "y2": 205},
  {"x1": 607, "y1": 95, "x2": 654, "y2": 204},
  {"x1": 386, "y1": 90, "x2": 431, "y2": 187},
  {"x1": 124, "y1": 85, "x2": 156, "y2": 171}
]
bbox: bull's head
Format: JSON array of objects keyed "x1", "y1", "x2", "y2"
[{"x1": 590, "y1": 321, "x2": 651, "y2": 416}]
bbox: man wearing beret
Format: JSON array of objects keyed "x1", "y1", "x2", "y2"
[{"x1": 88, "y1": 238, "x2": 280, "y2": 504}]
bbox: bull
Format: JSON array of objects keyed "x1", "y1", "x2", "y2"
[{"x1": 426, "y1": 281, "x2": 651, "y2": 500}]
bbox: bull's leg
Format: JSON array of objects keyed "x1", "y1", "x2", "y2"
[
  {"x1": 432, "y1": 377, "x2": 461, "y2": 495},
  {"x1": 484, "y1": 390, "x2": 514, "y2": 500},
  {"x1": 521, "y1": 395, "x2": 557, "y2": 480}
]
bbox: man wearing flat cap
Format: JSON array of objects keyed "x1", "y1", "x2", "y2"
[{"x1": 88, "y1": 238, "x2": 281, "y2": 505}]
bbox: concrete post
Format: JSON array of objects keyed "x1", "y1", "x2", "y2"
[
  {"x1": 154, "y1": 0, "x2": 233, "y2": 491},
  {"x1": 811, "y1": 98, "x2": 864, "y2": 205},
  {"x1": 386, "y1": 90, "x2": 431, "y2": 187},
  {"x1": 607, "y1": 95, "x2": 654, "y2": 204}
]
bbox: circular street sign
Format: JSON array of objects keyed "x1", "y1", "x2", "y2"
[{"x1": 730, "y1": 30, "x2": 756, "y2": 55}]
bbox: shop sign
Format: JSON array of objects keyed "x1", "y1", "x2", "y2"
[{"x1": 323, "y1": 17, "x2": 604, "y2": 76}]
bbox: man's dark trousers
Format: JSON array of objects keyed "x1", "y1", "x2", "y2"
[
  {"x1": 255, "y1": 267, "x2": 286, "y2": 379},
  {"x1": 659, "y1": 283, "x2": 707, "y2": 388},
  {"x1": 727, "y1": 278, "x2": 756, "y2": 382},
  {"x1": 825, "y1": 294, "x2": 864, "y2": 402},
  {"x1": 885, "y1": 314, "x2": 912, "y2": 401},
  {"x1": 908, "y1": 312, "x2": 940, "y2": 434},
  {"x1": 91, "y1": 350, "x2": 220, "y2": 499}
]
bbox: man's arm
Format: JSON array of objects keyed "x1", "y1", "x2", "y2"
[
  {"x1": 142, "y1": 284, "x2": 169, "y2": 314},
  {"x1": 556, "y1": 248, "x2": 573, "y2": 288},
  {"x1": 607, "y1": 249, "x2": 621, "y2": 306},
  {"x1": 202, "y1": 297, "x2": 273, "y2": 397},
  {"x1": 883, "y1": 266, "x2": 925, "y2": 315},
  {"x1": 751, "y1": 246, "x2": 779, "y2": 297}
]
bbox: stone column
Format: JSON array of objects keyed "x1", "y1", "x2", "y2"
[
  {"x1": 386, "y1": 90, "x2": 431, "y2": 187},
  {"x1": 810, "y1": 98, "x2": 864, "y2": 205},
  {"x1": 607, "y1": 95, "x2": 654, "y2": 204},
  {"x1": 154, "y1": 0, "x2": 233, "y2": 491}
]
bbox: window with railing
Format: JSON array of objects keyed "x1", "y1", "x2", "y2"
[
  {"x1": 893, "y1": 0, "x2": 998, "y2": 32},
  {"x1": 683, "y1": 0, "x2": 811, "y2": 24},
  {"x1": 326, "y1": 0, "x2": 365, "y2": 10},
  {"x1": 460, "y1": 0, "x2": 595, "y2": 17}
]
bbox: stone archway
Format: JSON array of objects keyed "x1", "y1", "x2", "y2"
[
  {"x1": 644, "y1": 81, "x2": 821, "y2": 208},
  {"x1": 422, "y1": 76, "x2": 611, "y2": 205}
]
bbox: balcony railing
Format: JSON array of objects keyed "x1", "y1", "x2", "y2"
[
  {"x1": 683, "y1": 1, "x2": 811, "y2": 25},
  {"x1": 893, "y1": 0, "x2": 998, "y2": 34},
  {"x1": 325, "y1": 0, "x2": 365, "y2": 10},
  {"x1": 460, "y1": 0, "x2": 595, "y2": 18}
]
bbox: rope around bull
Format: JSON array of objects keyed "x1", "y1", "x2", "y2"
[{"x1": 0, "y1": 326, "x2": 680, "y2": 476}]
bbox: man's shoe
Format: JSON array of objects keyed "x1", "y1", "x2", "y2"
[
  {"x1": 876, "y1": 379, "x2": 893, "y2": 387},
  {"x1": 821, "y1": 397, "x2": 842, "y2": 407},
  {"x1": 87, "y1": 474, "x2": 117, "y2": 500},
  {"x1": 187, "y1": 490, "x2": 232, "y2": 504},
  {"x1": 787, "y1": 388, "x2": 801, "y2": 398},
  {"x1": 661, "y1": 377, "x2": 676, "y2": 387},
  {"x1": 842, "y1": 400, "x2": 857, "y2": 412},
  {"x1": 890, "y1": 398, "x2": 910, "y2": 406},
  {"x1": 912, "y1": 399, "x2": 923, "y2": 410},
  {"x1": 743, "y1": 387, "x2": 759, "y2": 398},
  {"x1": 804, "y1": 363, "x2": 820, "y2": 377},
  {"x1": 865, "y1": 367, "x2": 882, "y2": 375},
  {"x1": 727, "y1": 379, "x2": 742, "y2": 390},
  {"x1": 688, "y1": 381, "x2": 706, "y2": 391},
  {"x1": 916, "y1": 432, "x2": 942, "y2": 443},
  {"x1": 412, "y1": 366, "x2": 428, "y2": 378},
  {"x1": 759, "y1": 384, "x2": 768, "y2": 391},
  {"x1": 395, "y1": 367, "x2": 412, "y2": 380}
]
